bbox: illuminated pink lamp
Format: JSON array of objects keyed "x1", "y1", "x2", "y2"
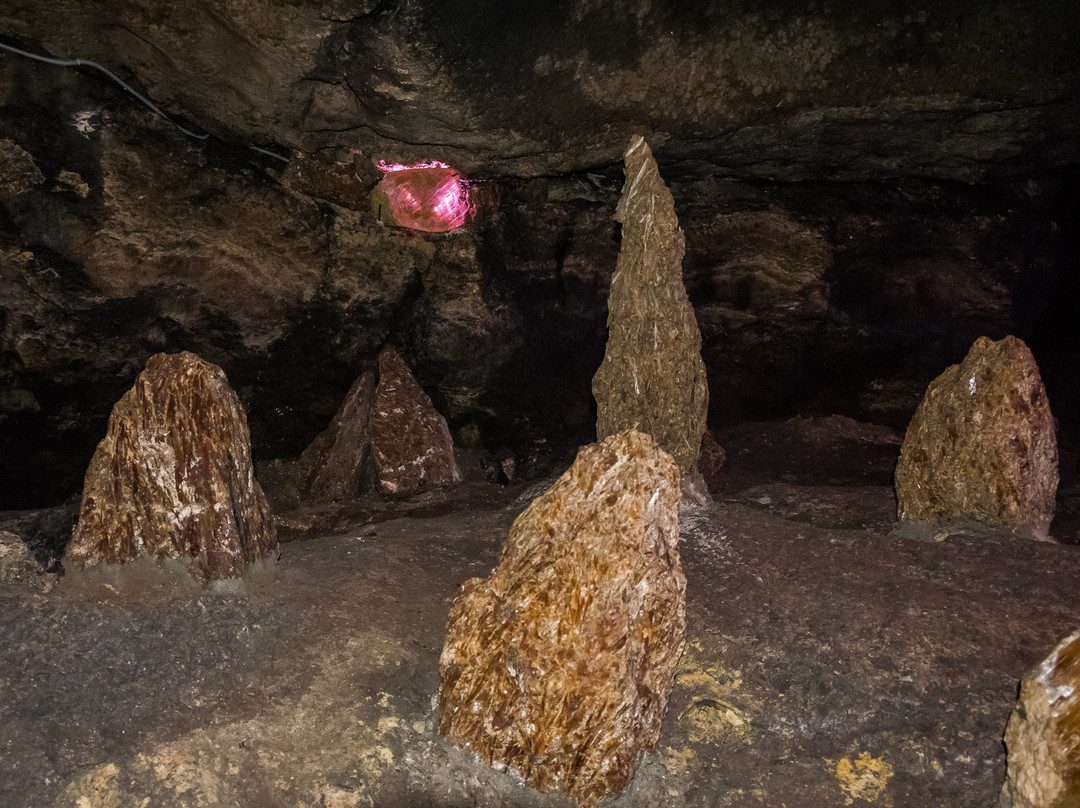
[{"x1": 373, "y1": 159, "x2": 472, "y2": 232}]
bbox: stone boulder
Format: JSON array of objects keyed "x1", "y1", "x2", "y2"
[
  {"x1": 438, "y1": 428, "x2": 686, "y2": 806},
  {"x1": 592, "y1": 136, "x2": 708, "y2": 476},
  {"x1": 65, "y1": 352, "x2": 277, "y2": 580},
  {"x1": 296, "y1": 370, "x2": 377, "y2": 504},
  {"x1": 1002, "y1": 627, "x2": 1080, "y2": 808},
  {"x1": 369, "y1": 345, "x2": 462, "y2": 497},
  {"x1": 895, "y1": 335, "x2": 1058, "y2": 540}
]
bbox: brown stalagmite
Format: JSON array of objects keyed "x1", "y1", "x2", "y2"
[
  {"x1": 438, "y1": 428, "x2": 686, "y2": 806},
  {"x1": 296, "y1": 370, "x2": 377, "y2": 503},
  {"x1": 369, "y1": 344, "x2": 462, "y2": 497},
  {"x1": 1003, "y1": 627, "x2": 1080, "y2": 808},
  {"x1": 895, "y1": 335, "x2": 1058, "y2": 540},
  {"x1": 592, "y1": 135, "x2": 708, "y2": 476},
  {"x1": 65, "y1": 351, "x2": 276, "y2": 580}
]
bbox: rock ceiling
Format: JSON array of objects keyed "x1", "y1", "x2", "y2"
[{"x1": 2, "y1": 0, "x2": 1078, "y2": 181}]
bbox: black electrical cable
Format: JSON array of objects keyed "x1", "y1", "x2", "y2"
[{"x1": 0, "y1": 40, "x2": 289, "y2": 162}]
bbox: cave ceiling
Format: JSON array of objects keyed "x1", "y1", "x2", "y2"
[{"x1": 2, "y1": 0, "x2": 1078, "y2": 181}]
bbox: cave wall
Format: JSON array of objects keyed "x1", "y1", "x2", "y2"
[{"x1": 0, "y1": 1, "x2": 1078, "y2": 508}]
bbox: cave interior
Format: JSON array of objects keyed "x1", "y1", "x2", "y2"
[{"x1": 2, "y1": 2, "x2": 1080, "y2": 807}]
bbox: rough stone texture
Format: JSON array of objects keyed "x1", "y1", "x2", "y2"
[
  {"x1": 0, "y1": 43, "x2": 1077, "y2": 515},
  {"x1": 2, "y1": 1, "x2": 1077, "y2": 182},
  {"x1": 438, "y1": 429, "x2": 686, "y2": 806},
  {"x1": 6, "y1": 431, "x2": 1080, "y2": 807},
  {"x1": 895, "y1": 335, "x2": 1059, "y2": 540},
  {"x1": 281, "y1": 149, "x2": 374, "y2": 211},
  {"x1": 295, "y1": 370, "x2": 377, "y2": 504},
  {"x1": 0, "y1": 137, "x2": 44, "y2": 194},
  {"x1": 0, "y1": 530, "x2": 51, "y2": 589},
  {"x1": 0, "y1": 62, "x2": 615, "y2": 507},
  {"x1": 369, "y1": 345, "x2": 462, "y2": 498},
  {"x1": 698, "y1": 429, "x2": 726, "y2": 479},
  {"x1": 65, "y1": 351, "x2": 277, "y2": 580},
  {"x1": 593, "y1": 137, "x2": 708, "y2": 475},
  {"x1": 1003, "y1": 627, "x2": 1080, "y2": 808}
]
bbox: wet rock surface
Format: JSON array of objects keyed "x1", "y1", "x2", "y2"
[
  {"x1": 65, "y1": 351, "x2": 277, "y2": 581},
  {"x1": 439, "y1": 430, "x2": 685, "y2": 806},
  {"x1": 4, "y1": 417, "x2": 1080, "y2": 807},
  {"x1": 593, "y1": 138, "x2": 708, "y2": 475},
  {"x1": 896, "y1": 336, "x2": 1059, "y2": 540},
  {"x1": 1003, "y1": 626, "x2": 1080, "y2": 808}
]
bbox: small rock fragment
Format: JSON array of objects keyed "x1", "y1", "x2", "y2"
[
  {"x1": 592, "y1": 136, "x2": 708, "y2": 475},
  {"x1": 282, "y1": 149, "x2": 372, "y2": 210},
  {"x1": 296, "y1": 370, "x2": 377, "y2": 503},
  {"x1": 0, "y1": 137, "x2": 44, "y2": 194},
  {"x1": 698, "y1": 428, "x2": 726, "y2": 478},
  {"x1": 438, "y1": 429, "x2": 686, "y2": 806},
  {"x1": 0, "y1": 530, "x2": 51, "y2": 589},
  {"x1": 895, "y1": 335, "x2": 1058, "y2": 540},
  {"x1": 1003, "y1": 627, "x2": 1080, "y2": 808},
  {"x1": 65, "y1": 352, "x2": 277, "y2": 580},
  {"x1": 369, "y1": 344, "x2": 462, "y2": 497}
]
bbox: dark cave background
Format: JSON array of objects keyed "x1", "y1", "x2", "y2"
[{"x1": 0, "y1": 0, "x2": 1078, "y2": 512}]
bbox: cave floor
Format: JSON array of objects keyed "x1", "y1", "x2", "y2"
[{"x1": 3, "y1": 419, "x2": 1080, "y2": 808}]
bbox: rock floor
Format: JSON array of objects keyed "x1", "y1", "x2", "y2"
[{"x1": 3, "y1": 417, "x2": 1080, "y2": 808}]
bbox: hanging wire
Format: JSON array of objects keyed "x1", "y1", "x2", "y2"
[{"x1": 0, "y1": 40, "x2": 289, "y2": 162}]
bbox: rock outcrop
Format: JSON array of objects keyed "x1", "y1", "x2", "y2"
[
  {"x1": 65, "y1": 352, "x2": 277, "y2": 580},
  {"x1": 1003, "y1": 627, "x2": 1080, "y2": 808},
  {"x1": 592, "y1": 136, "x2": 708, "y2": 476},
  {"x1": 296, "y1": 370, "x2": 377, "y2": 504},
  {"x1": 895, "y1": 335, "x2": 1058, "y2": 540},
  {"x1": 369, "y1": 345, "x2": 462, "y2": 497},
  {"x1": 438, "y1": 428, "x2": 685, "y2": 806}
]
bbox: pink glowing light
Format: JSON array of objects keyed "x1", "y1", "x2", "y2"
[
  {"x1": 377, "y1": 159, "x2": 453, "y2": 173},
  {"x1": 374, "y1": 159, "x2": 472, "y2": 232}
]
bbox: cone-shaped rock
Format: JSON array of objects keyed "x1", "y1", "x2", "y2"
[
  {"x1": 895, "y1": 335, "x2": 1058, "y2": 539},
  {"x1": 592, "y1": 136, "x2": 708, "y2": 475},
  {"x1": 65, "y1": 352, "x2": 276, "y2": 580},
  {"x1": 369, "y1": 345, "x2": 462, "y2": 497},
  {"x1": 1003, "y1": 627, "x2": 1080, "y2": 808},
  {"x1": 438, "y1": 429, "x2": 686, "y2": 806},
  {"x1": 296, "y1": 370, "x2": 377, "y2": 503}
]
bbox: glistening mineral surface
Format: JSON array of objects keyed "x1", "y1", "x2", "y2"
[
  {"x1": 438, "y1": 428, "x2": 686, "y2": 806},
  {"x1": 592, "y1": 135, "x2": 708, "y2": 475},
  {"x1": 895, "y1": 335, "x2": 1058, "y2": 540},
  {"x1": 65, "y1": 351, "x2": 277, "y2": 580}
]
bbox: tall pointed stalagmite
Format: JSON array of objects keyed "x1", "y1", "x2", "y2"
[{"x1": 592, "y1": 135, "x2": 708, "y2": 476}]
